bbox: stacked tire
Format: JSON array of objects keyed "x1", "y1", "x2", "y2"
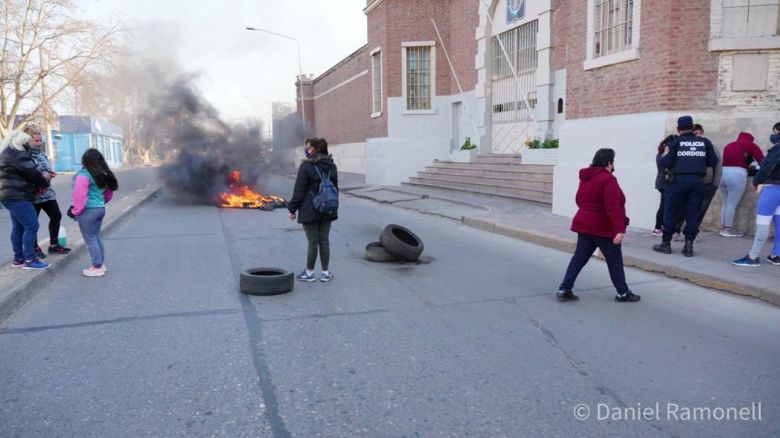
[{"x1": 365, "y1": 224, "x2": 424, "y2": 263}]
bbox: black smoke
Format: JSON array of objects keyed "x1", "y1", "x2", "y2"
[{"x1": 147, "y1": 75, "x2": 283, "y2": 204}]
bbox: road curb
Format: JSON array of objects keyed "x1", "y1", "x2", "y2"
[
  {"x1": 462, "y1": 216, "x2": 780, "y2": 307},
  {"x1": 0, "y1": 186, "x2": 163, "y2": 326}
]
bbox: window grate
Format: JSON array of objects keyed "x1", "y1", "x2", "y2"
[
  {"x1": 405, "y1": 46, "x2": 432, "y2": 110},
  {"x1": 594, "y1": 0, "x2": 634, "y2": 58}
]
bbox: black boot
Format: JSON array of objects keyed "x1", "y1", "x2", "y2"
[
  {"x1": 652, "y1": 241, "x2": 672, "y2": 254},
  {"x1": 682, "y1": 239, "x2": 694, "y2": 257}
]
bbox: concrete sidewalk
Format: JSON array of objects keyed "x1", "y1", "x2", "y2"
[
  {"x1": 0, "y1": 184, "x2": 162, "y2": 324},
  {"x1": 341, "y1": 176, "x2": 779, "y2": 307}
]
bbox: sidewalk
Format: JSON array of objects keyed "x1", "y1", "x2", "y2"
[
  {"x1": 340, "y1": 174, "x2": 780, "y2": 307},
  {"x1": 0, "y1": 184, "x2": 162, "y2": 324}
]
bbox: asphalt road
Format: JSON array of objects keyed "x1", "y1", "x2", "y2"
[
  {"x1": 0, "y1": 166, "x2": 158, "y2": 262},
  {"x1": 0, "y1": 174, "x2": 778, "y2": 437}
]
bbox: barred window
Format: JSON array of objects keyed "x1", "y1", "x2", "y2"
[
  {"x1": 594, "y1": 0, "x2": 634, "y2": 58},
  {"x1": 722, "y1": 0, "x2": 780, "y2": 38},
  {"x1": 491, "y1": 20, "x2": 538, "y2": 80},
  {"x1": 405, "y1": 45, "x2": 432, "y2": 110},
  {"x1": 371, "y1": 50, "x2": 382, "y2": 114}
]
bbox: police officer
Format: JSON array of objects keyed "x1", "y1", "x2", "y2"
[{"x1": 653, "y1": 116, "x2": 719, "y2": 257}]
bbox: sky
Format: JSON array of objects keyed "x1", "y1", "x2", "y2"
[{"x1": 77, "y1": 0, "x2": 368, "y2": 125}]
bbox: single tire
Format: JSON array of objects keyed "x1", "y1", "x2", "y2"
[
  {"x1": 379, "y1": 224, "x2": 424, "y2": 262},
  {"x1": 365, "y1": 241, "x2": 400, "y2": 263},
  {"x1": 240, "y1": 268, "x2": 294, "y2": 295}
]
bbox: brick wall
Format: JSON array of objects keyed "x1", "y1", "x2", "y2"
[
  {"x1": 551, "y1": 0, "x2": 568, "y2": 71},
  {"x1": 305, "y1": 46, "x2": 373, "y2": 144},
  {"x1": 564, "y1": 0, "x2": 719, "y2": 120}
]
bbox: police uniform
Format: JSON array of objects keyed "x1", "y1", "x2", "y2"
[{"x1": 654, "y1": 116, "x2": 719, "y2": 256}]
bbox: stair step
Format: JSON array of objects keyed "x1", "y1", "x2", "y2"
[
  {"x1": 474, "y1": 154, "x2": 522, "y2": 164},
  {"x1": 416, "y1": 172, "x2": 552, "y2": 192},
  {"x1": 422, "y1": 167, "x2": 552, "y2": 182},
  {"x1": 406, "y1": 177, "x2": 552, "y2": 204},
  {"x1": 431, "y1": 161, "x2": 553, "y2": 174}
]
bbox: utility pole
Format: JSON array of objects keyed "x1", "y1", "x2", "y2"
[{"x1": 39, "y1": 48, "x2": 56, "y2": 164}]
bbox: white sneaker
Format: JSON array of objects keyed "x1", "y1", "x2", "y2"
[
  {"x1": 82, "y1": 266, "x2": 106, "y2": 277},
  {"x1": 719, "y1": 229, "x2": 743, "y2": 237}
]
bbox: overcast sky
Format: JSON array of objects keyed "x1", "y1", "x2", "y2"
[{"x1": 78, "y1": 0, "x2": 367, "y2": 124}]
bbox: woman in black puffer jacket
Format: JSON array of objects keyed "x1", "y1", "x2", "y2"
[
  {"x1": 288, "y1": 138, "x2": 338, "y2": 282},
  {"x1": 0, "y1": 130, "x2": 51, "y2": 268}
]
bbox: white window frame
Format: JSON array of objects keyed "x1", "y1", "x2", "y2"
[
  {"x1": 370, "y1": 46, "x2": 383, "y2": 118},
  {"x1": 401, "y1": 41, "x2": 436, "y2": 114},
  {"x1": 584, "y1": 0, "x2": 642, "y2": 70},
  {"x1": 709, "y1": 0, "x2": 780, "y2": 51}
]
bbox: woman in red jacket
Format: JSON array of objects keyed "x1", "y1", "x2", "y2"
[{"x1": 557, "y1": 148, "x2": 640, "y2": 302}]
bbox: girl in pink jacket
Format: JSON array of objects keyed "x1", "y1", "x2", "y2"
[{"x1": 71, "y1": 149, "x2": 118, "y2": 277}]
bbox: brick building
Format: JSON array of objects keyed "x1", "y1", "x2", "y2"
[{"x1": 297, "y1": 0, "x2": 780, "y2": 230}]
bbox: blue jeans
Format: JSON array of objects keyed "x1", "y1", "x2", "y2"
[
  {"x1": 1, "y1": 200, "x2": 39, "y2": 261},
  {"x1": 77, "y1": 207, "x2": 106, "y2": 268}
]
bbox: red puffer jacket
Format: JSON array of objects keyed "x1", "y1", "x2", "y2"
[{"x1": 570, "y1": 166, "x2": 628, "y2": 239}]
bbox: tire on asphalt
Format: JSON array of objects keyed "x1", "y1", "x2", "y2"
[
  {"x1": 379, "y1": 224, "x2": 424, "y2": 262},
  {"x1": 240, "y1": 268, "x2": 294, "y2": 295},
  {"x1": 365, "y1": 241, "x2": 400, "y2": 263}
]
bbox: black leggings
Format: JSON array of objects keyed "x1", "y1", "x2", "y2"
[
  {"x1": 303, "y1": 220, "x2": 331, "y2": 271},
  {"x1": 34, "y1": 199, "x2": 63, "y2": 245}
]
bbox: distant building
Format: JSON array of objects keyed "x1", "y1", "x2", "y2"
[{"x1": 53, "y1": 116, "x2": 124, "y2": 172}]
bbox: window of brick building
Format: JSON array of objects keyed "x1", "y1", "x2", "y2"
[
  {"x1": 371, "y1": 48, "x2": 382, "y2": 117},
  {"x1": 584, "y1": 0, "x2": 641, "y2": 70},
  {"x1": 721, "y1": 0, "x2": 780, "y2": 38},
  {"x1": 491, "y1": 20, "x2": 538, "y2": 80},
  {"x1": 402, "y1": 42, "x2": 436, "y2": 112}
]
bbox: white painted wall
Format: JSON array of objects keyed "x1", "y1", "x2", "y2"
[
  {"x1": 361, "y1": 93, "x2": 479, "y2": 185},
  {"x1": 553, "y1": 110, "x2": 780, "y2": 231},
  {"x1": 553, "y1": 112, "x2": 669, "y2": 230},
  {"x1": 327, "y1": 142, "x2": 366, "y2": 174}
]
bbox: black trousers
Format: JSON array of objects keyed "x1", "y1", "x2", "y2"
[
  {"x1": 674, "y1": 183, "x2": 717, "y2": 232},
  {"x1": 303, "y1": 220, "x2": 331, "y2": 270},
  {"x1": 663, "y1": 176, "x2": 704, "y2": 241},
  {"x1": 34, "y1": 199, "x2": 63, "y2": 246},
  {"x1": 560, "y1": 233, "x2": 629, "y2": 294}
]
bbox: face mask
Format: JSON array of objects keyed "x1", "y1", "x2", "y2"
[
  {"x1": 304, "y1": 147, "x2": 311, "y2": 158},
  {"x1": 770, "y1": 133, "x2": 780, "y2": 144}
]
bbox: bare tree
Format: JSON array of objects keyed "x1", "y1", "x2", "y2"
[{"x1": 0, "y1": 0, "x2": 119, "y2": 137}]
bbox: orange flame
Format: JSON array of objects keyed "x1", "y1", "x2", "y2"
[{"x1": 218, "y1": 170, "x2": 286, "y2": 209}]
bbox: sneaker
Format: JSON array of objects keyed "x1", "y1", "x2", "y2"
[
  {"x1": 34, "y1": 246, "x2": 46, "y2": 259},
  {"x1": 23, "y1": 259, "x2": 50, "y2": 270},
  {"x1": 296, "y1": 270, "x2": 316, "y2": 282},
  {"x1": 48, "y1": 244, "x2": 71, "y2": 254},
  {"x1": 731, "y1": 255, "x2": 760, "y2": 267},
  {"x1": 320, "y1": 271, "x2": 334, "y2": 282},
  {"x1": 719, "y1": 228, "x2": 743, "y2": 238},
  {"x1": 615, "y1": 290, "x2": 641, "y2": 302},
  {"x1": 11, "y1": 259, "x2": 24, "y2": 267},
  {"x1": 556, "y1": 288, "x2": 579, "y2": 301},
  {"x1": 650, "y1": 229, "x2": 663, "y2": 237},
  {"x1": 673, "y1": 233, "x2": 684, "y2": 242},
  {"x1": 767, "y1": 255, "x2": 780, "y2": 266},
  {"x1": 82, "y1": 266, "x2": 106, "y2": 277}
]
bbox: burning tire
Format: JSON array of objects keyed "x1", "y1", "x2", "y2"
[
  {"x1": 240, "y1": 268, "x2": 294, "y2": 295},
  {"x1": 365, "y1": 241, "x2": 400, "y2": 263},
  {"x1": 379, "y1": 224, "x2": 424, "y2": 262}
]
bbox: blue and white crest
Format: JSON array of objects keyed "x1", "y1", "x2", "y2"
[{"x1": 507, "y1": 0, "x2": 525, "y2": 24}]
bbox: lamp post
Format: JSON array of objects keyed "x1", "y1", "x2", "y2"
[{"x1": 245, "y1": 26, "x2": 306, "y2": 142}]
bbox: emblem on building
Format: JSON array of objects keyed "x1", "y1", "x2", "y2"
[{"x1": 507, "y1": 0, "x2": 525, "y2": 24}]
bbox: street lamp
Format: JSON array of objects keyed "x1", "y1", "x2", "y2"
[{"x1": 245, "y1": 26, "x2": 306, "y2": 142}]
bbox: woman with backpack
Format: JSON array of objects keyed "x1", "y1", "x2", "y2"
[
  {"x1": 288, "y1": 138, "x2": 338, "y2": 282},
  {"x1": 71, "y1": 148, "x2": 118, "y2": 277}
]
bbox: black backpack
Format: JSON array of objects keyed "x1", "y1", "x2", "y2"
[{"x1": 311, "y1": 165, "x2": 338, "y2": 215}]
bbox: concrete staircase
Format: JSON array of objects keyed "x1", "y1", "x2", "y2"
[{"x1": 403, "y1": 155, "x2": 554, "y2": 205}]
